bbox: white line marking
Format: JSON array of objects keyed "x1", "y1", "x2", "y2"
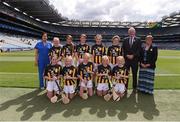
[
  {"x1": 155, "y1": 74, "x2": 180, "y2": 76},
  {"x1": 159, "y1": 56, "x2": 180, "y2": 59},
  {"x1": 0, "y1": 57, "x2": 34, "y2": 61}
]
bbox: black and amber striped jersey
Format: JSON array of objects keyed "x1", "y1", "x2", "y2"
[
  {"x1": 112, "y1": 65, "x2": 128, "y2": 84},
  {"x1": 97, "y1": 64, "x2": 111, "y2": 83},
  {"x1": 44, "y1": 64, "x2": 62, "y2": 79},
  {"x1": 62, "y1": 65, "x2": 77, "y2": 85},
  {"x1": 76, "y1": 43, "x2": 90, "y2": 58},
  {"x1": 107, "y1": 45, "x2": 122, "y2": 64},
  {"x1": 91, "y1": 44, "x2": 106, "y2": 64},
  {"x1": 48, "y1": 46, "x2": 62, "y2": 60},
  {"x1": 62, "y1": 44, "x2": 75, "y2": 57},
  {"x1": 78, "y1": 62, "x2": 94, "y2": 81}
]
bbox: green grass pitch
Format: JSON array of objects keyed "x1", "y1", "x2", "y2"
[
  {"x1": 0, "y1": 50, "x2": 180, "y2": 121},
  {"x1": 0, "y1": 49, "x2": 180, "y2": 89}
]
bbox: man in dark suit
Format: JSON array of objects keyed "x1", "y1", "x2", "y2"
[{"x1": 122, "y1": 27, "x2": 142, "y2": 92}]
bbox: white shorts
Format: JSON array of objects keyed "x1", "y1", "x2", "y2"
[
  {"x1": 114, "y1": 83, "x2": 125, "y2": 93},
  {"x1": 80, "y1": 80, "x2": 93, "y2": 88},
  {"x1": 46, "y1": 80, "x2": 59, "y2": 93},
  {"x1": 97, "y1": 83, "x2": 109, "y2": 91},
  {"x1": 63, "y1": 85, "x2": 75, "y2": 94}
]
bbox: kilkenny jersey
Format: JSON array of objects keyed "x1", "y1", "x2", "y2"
[
  {"x1": 62, "y1": 44, "x2": 75, "y2": 57},
  {"x1": 44, "y1": 64, "x2": 62, "y2": 80},
  {"x1": 76, "y1": 43, "x2": 90, "y2": 58},
  {"x1": 48, "y1": 46, "x2": 62, "y2": 60},
  {"x1": 112, "y1": 66, "x2": 128, "y2": 84},
  {"x1": 107, "y1": 45, "x2": 122, "y2": 64},
  {"x1": 62, "y1": 65, "x2": 77, "y2": 86},
  {"x1": 78, "y1": 62, "x2": 94, "y2": 81},
  {"x1": 97, "y1": 64, "x2": 111, "y2": 83},
  {"x1": 91, "y1": 44, "x2": 106, "y2": 64}
]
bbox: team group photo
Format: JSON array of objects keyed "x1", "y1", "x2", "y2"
[{"x1": 36, "y1": 27, "x2": 158, "y2": 104}]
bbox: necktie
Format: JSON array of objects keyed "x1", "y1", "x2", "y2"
[{"x1": 129, "y1": 37, "x2": 133, "y2": 47}]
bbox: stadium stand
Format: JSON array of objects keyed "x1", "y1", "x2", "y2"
[
  {"x1": 0, "y1": 0, "x2": 180, "y2": 51},
  {"x1": 0, "y1": 32, "x2": 37, "y2": 52}
]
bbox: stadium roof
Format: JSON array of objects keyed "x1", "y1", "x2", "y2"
[
  {"x1": 1, "y1": 0, "x2": 180, "y2": 28},
  {"x1": 162, "y1": 11, "x2": 180, "y2": 27},
  {"x1": 2, "y1": 0, "x2": 67, "y2": 23}
]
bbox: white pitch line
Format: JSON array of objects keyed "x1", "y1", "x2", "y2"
[
  {"x1": 159, "y1": 56, "x2": 180, "y2": 59},
  {"x1": 0, "y1": 72, "x2": 180, "y2": 76},
  {"x1": 155, "y1": 74, "x2": 180, "y2": 76}
]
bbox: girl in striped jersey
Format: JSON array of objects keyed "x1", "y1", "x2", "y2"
[
  {"x1": 48, "y1": 37, "x2": 63, "y2": 65},
  {"x1": 75, "y1": 34, "x2": 90, "y2": 66},
  {"x1": 62, "y1": 35, "x2": 76, "y2": 66},
  {"x1": 62, "y1": 56, "x2": 77, "y2": 99},
  {"x1": 91, "y1": 34, "x2": 106, "y2": 70},
  {"x1": 96, "y1": 56, "x2": 112, "y2": 96},
  {"x1": 44, "y1": 57, "x2": 62, "y2": 100},
  {"x1": 112, "y1": 56, "x2": 129, "y2": 98},
  {"x1": 107, "y1": 35, "x2": 122, "y2": 68},
  {"x1": 78, "y1": 53, "x2": 94, "y2": 98}
]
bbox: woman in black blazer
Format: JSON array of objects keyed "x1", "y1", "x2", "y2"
[{"x1": 137, "y1": 35, "x2": 158, "y2": 94}]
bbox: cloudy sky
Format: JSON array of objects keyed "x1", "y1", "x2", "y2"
[{"x1": 50, "y1": 0, "x2": 180, "y2": 22}]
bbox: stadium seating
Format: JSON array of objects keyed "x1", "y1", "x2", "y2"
[{"x1": 0, "y1": 32, "x2": 37, "y2": 52}]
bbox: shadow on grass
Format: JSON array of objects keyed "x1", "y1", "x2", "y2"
[
  {"x1": 137, "y1": 92, "x2": 160, "y2": 120},
  {"x1": 0, "y1": 90, "x2": 159, "y2": 121}
]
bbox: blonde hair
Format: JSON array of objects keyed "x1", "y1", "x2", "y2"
[
  {"x1": 53, "y1": 37, "x2": 60, "y2": 41},
  {"x1": 83, "y1": 53, "x2": 91, "y2": 58},
  {"x1": 112, "y1": 35, "x2": 120, "y2": 41},
  {"x1": 116, "y1": 56, "x2": 125, "y2": 64},
  {"x1": 80, "y1": 34, "x2": 87, "y2": 38},
  {"x1": 94, "y1": 34, "x2": 102, "y2": 40},
  {"x1": 102, "y1": 55, "x2": 109, "y2": 62},
  {"x1": 65, "y1": 56, "x2": 73, "y2": 61}
]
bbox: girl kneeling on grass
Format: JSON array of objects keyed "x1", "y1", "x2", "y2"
[
  {"x1": 96, "y1": 55, "x2": 112, "y2": 96},
  {"x1": 112, "y1": 56, "x2": 129, "y2": 99},
  {"x1": 44, "y1": 57, "x2": 62, "y2": 100},
  {"x1": 62, "y1": 56, "x2": 77, "y2": 100},
  {"x1": 78, "y1": 53, "x2": 94, "y2": 99}
]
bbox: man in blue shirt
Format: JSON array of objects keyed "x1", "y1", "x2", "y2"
[{"x1": 34, "y1": 32, "x2": 52, "y2": 89}]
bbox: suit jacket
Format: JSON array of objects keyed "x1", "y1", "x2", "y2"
[
  {"x1": 139, "y1": 45, "x2": 158, "y2": 69},
  {"x1": 122, "y1": 37, "x2": 142, "y2": 63}
]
